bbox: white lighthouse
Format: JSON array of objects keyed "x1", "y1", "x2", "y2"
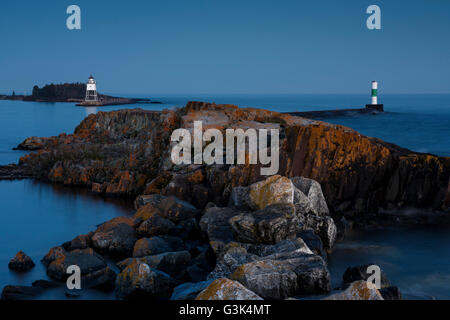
[
  {"x1": 85, "y1": 75, "x2": 98, "y2": 102},
  {"x1": 366, "y1": 80, "x2": 384, "y2": 112}
]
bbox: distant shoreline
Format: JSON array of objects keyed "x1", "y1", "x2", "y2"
[{"x1": 0, "y1": 94, "x2": 163, "y2": 106}]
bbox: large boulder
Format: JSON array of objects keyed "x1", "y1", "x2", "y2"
[
  {"x1": 195, "y1": 278, "x2": 263, "y2": 300},
  {"x1": 230, "y1": 250, "x2": 330, "y2": 299},
  {"x1": 291, "y1": 177, "x2": 329, "y2": 216},
  {"x1": 8, "y1": 251, "x2": 35, "y2": 271},
  {"x1": 132, "y1": 236, "x2": 184, "y2": 258},
  {"x1": 229, "y1": 203, "x2": 299, "y2": 244},
  {"x1": 324, "y1": 280, "x2": 384, "y2": 300},
  {"x1": 207, "y1": 238, "x2": 330, "y2": 299},
  {"x1": 91, "y1": 217, "x2": 137, "y2": 259},
  {"x1": 136, "y1": 214, "x2": 176, "y2": 238},
  {"x1": 248, "y1": 175, "x2": 294, "y2": 210},
  {"x1": 230, "y1": 260, "x2": 298, "y2": 299},
  {"x1": 115, "y1": 260, "x2": 179, "y2": 299}
]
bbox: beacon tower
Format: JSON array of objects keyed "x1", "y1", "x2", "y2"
[
  {"x1": 85, "y1": 75, "x2": 98, "y2": 102},
  {"x1": 366, "y1": 80, "x2": 383, "y2": 112}
]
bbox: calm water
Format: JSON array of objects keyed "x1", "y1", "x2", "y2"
[{"x1": 0, "y1": 94, "x2": 449, "y2": 299}]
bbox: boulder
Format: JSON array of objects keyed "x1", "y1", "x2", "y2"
[
  {"x1": 133, "y1": 203, "x2": 163, "y2": 222},
  {"x1": 91, "y1": 217, "x2": 137, "y2": 258},
  {"x1": 47, "y1": 248, "x2": 106, "y2": 281},
  {"x1": 42, "y1": 246, "x2": 67, "y2": 267},
  {"x1": 248, "y1": 175, "x2": 294, "y2": 210},
  {"x1": 118, "y1": 251, "x2": 191, "y2": 279},
  {"x1": 228, "y1": 186, "x2": 252, "y2": 209},
  {"x1": 82, "y1": 266, "x2": 117, "y2": 291},
  {"x1": 230, "y1": 260, "x2": 298, "y2": 299},
  {"x1": 324, "y1": 280, "x2": 384, "y2": 300},
  {"x1": 230, "y1": 251, "x2": 330, "y2": 299},
  {"x1": 291, "y1": 177, "x2": 329, "y2": 216},
  {"x1": 292, "y1": 186, "x2": 315, "y2": 215},
  {"x1": 298, "y1": 215, "x2": 336, "y2": 250},
  {"x1": 136, "y1": 214, "x2": 175, "y2": 238},
  {"x1": 65, "y1": 233, "x2": 92, "y2": 251},
  {"x1": 170, "y1": 280, "x2": 214, "y2": 300},
  {"x1": 8, "y1": 251, "x2": 35, "y2": 271},
  {"x1": 229, "y1": 203, "x2": 299, "y2": 244},
  {"x1": 207, "y1": 246, "x2": 258, "y2": 280},
  {"x1": 116, "y1": 260, "x2": 179, "y2": 299},
  {"x1": 158, "y1": 196, "x2": 199, "y2": 224},
  {"x1": 195, "y1": 278, "x2": 263, "y2": 300},
  {"x1": 132, "y1": 236, "x2": 184, "y2": 258},
  {"x1": 199, "y1": 206, "x2": 238, "y2": 257},
  {"x1": 296, "y1": 230, "x2": 327, "y2": 261}
]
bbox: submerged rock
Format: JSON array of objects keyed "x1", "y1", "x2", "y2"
[
  {"x1": 8, "y1": 251, "x2": 35, "y2": 272},
  {"x1": 195, "y1": 278, "x2": 263, "y2": 300}
]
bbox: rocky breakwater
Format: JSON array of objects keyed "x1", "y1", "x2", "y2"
[
  {"x1": 2, "y1": 174, "x2": 337, "y2": 300},
  {"x1": 1, "y1": 101, "x2": 449, "y2": 299}
]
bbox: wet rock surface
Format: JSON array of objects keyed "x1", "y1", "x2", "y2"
[{"x1": 8, "y1": 251, "x2": 35, "y2": 271}]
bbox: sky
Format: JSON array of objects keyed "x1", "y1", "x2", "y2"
[{"x1": 0, "y1": 0, "x2": 449, "y2": 95}]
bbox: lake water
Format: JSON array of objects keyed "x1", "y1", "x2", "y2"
[{"x1": 0, "y1": 94, "x2": 449, "y2": 299}]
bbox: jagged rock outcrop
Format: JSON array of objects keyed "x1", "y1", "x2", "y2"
[{"x1": 9, "y1": 102, "x2": 448, "y2": 215}]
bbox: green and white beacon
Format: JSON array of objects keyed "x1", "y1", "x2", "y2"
[{"x1": 366, "y1": 80, "x2": 384, "y2": 112}]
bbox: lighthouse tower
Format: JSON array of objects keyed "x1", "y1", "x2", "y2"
[
  {"x1": 366, "y1": 80, "x2": 384, "y2": 112},
  {"x1": 85, "y1": 75, "x2": 98, "y2": 102}
]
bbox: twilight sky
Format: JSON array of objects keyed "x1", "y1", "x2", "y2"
[{"x1": 0, "y1": 0, "x2": 449, "y2": 95}]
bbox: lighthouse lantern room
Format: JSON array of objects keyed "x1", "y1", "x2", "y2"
[{"x1": 85, "y1": 75, "x2": 98, "y2": 102}]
